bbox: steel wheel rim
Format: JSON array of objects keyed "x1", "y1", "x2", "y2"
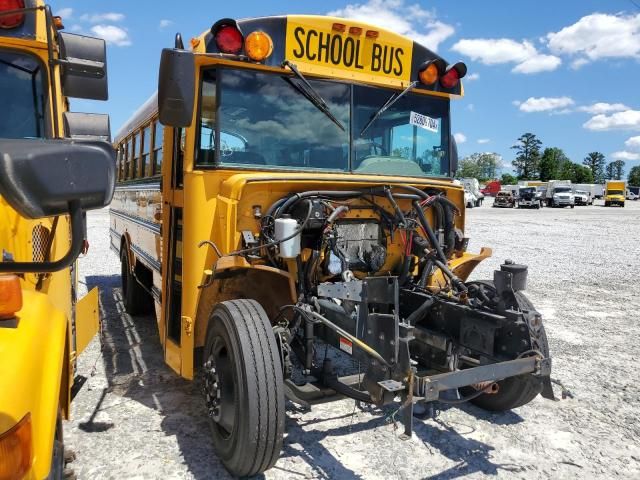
[{"x1": 204, "y1": 336, "x2": 236, "y2": 438}]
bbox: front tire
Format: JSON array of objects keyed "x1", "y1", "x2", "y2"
[
  {"x1": 461, "y1": 282, "x2": 550, "y2": 411},
  {"x1": 46, "y1": 412, "x2": 64, "y2": 480},
  {"x1": 203, "y1": 299, "x2": 285, "y2": 477}
]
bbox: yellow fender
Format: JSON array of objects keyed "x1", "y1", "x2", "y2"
[
  {"x1": 429, "y1": 247, "x2": 493, "y2": 288},
  {"x1": 0, "y1": 290, "x2": 67, "y2": 480}
]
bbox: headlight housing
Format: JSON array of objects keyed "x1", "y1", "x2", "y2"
[{"x1": 0, "y1": 413, "x2": 32, "y2": 480}]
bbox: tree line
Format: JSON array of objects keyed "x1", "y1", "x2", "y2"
[
  {"x1": 456, "y1": 132, "x2": 640, "y2": 185},
  {"x1": 510, "y1": 133, "x2": 626, "y2": 184}
]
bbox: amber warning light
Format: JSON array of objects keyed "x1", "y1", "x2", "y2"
[{"x1": 0, "y1": 274, "x2": 22, "y2": 319}]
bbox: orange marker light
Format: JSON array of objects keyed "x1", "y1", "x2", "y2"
[
  {"x1": 332, "y1": 23, "x2": 346, "y2": 33},
  {"x1": 0, "y1": 413, "x2": 32, "y2": 480},
  {"x1": 245, "y1": 31, "x2": 273, "y2": 62},
  {"x1": 419, "y1": 63, "x2": 439, "y2": 85},
  {"x1": 349, "y1": 26, "x2": 362, "y2": 35},
  {"x1": 53, "y1": 15, "x2": 64, "y2": 30},
  {"x1": 0, "y1": 274, "x2": 22, "y2": 319},
  {"x1": 365, "y1": 30, "x2": 379, "y2": 39}
]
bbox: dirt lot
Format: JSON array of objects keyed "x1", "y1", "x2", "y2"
[{"x1": 67, "y1": 199, "x2": 640, "y2": 479}]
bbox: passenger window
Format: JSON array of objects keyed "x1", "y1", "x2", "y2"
[
  {"x1": 141, "y1": 125, "x2": 151, "y2": 177},
  {"x1": 125, "y1": 137, "x2": 133, "y2": 179},
  {"x1": 132, "y1": 133, "x2": 139, "y2": 178},
  {"x1": 153, "y1": 121, "x2": 163, "y2": 175}
]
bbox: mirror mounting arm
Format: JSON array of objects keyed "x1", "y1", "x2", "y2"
[{"x1": 0, "y1": 201, "x2": 85, "y2": 274}]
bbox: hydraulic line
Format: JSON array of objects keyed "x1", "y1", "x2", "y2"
[{"x1": 412, "y1": 200, "x2": 447, "y2": 264}]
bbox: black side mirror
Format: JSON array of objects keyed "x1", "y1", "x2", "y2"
[
  {"x1": 450, "y1": 137, "x2": 458, "y2": 176},
  {"x1": 63, "y1": 112, "x2": 111, "y2": 142},
  {"x1": 58, "y1": 32, "x2": 109, "y2": 100},
  {"x1": 0, "y1": 138, "x2": 115, "y2": 273},
  {"x1": 158, "y1": 48, "x2": 195, "y2": 127}
]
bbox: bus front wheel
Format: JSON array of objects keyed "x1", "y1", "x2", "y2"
[{"x1": 203, "y1": 299, "x2": 285, "y2": 477}]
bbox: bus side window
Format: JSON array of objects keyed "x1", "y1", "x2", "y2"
[
  {"x1": 153, "y1": 120, "x2": 163, "y2": 175},
  {"x1": 141, "y1": 125, "x2": 151, "y2": 177},
  {"x1": 125, "y1": 137, "x2": 132, "y2": 179},
  {"x1": 115, "y1": 145, "x2": 121, "y2": 181},
  {"x1": 132, "y1": 132, "x2": 139, "y2": 179}
]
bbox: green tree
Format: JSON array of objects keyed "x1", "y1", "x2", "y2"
[
  {"x1": 558, "y1": 161, "x2": 576, "y2": 181},
  {"x1": 605, "y1": 160, "x2": 625, "y2": 180},
  {"x1": 574, "y1": 164, "x2": 594, "y2": 183},
  {"x1": 457, "y1": 156, "x2": 481, "y2": 179},
  {"x1": 457, "y1": 152, "x2": 500, "y2": 181},
  {"x1": 511, "y1": 133, "x2": 542, "y2": 179},
  {"x1": 539, "y1": 147, "x2": 569, "y2": 181},
  {"x1": 583, "y1": 152, "x2": 606, "y2": 183},
  {"x1": 501, "y1": 173, "x2": 518, "y2": 185},
  {"x1": 628, "y1": 165, "x2": 640, "y2": 185},
  {"x1": 613, "y1": 160, "x2": 625, "y2": 180}
]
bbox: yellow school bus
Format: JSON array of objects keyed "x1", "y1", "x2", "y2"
[
  {"x1": 0, "y1": 2, "x2": 113, "y2": 479},
  {"x1": 112, "y1": 15, "x2": 553, "y2": 476}
]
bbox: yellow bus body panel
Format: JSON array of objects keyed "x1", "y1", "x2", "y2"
[
  {"x1": 0, "y1": 290, "x2": 67, "y2": 480},
  {"x1": 75, "y1": 287, "x2": 100, "y2": 355}
]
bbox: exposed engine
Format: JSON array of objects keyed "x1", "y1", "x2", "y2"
[{"x1": 226, "y1": 185, "x2": 552, "y2": 436}]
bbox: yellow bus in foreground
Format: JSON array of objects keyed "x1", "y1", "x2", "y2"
[
  {"x1": 0, "y1": 2, "x2": 114, "y2": 479},
  {"x1": 111, "y1": 15, "x2": 553, "y2": 476}
]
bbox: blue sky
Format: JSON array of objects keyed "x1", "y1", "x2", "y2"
[{"x1": 50, "y1": 0, "x2": 640, "y2": 176}]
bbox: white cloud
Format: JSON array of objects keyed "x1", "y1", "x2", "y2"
[
  {"x1": 547, "y1": 13, "x2": 640, "y2": 66},
  {"x1": 583, "y1": 110, "x2": 640, "y2": 131},
  {"x1": 453, "y1": 132, "x2": 467, "y2": 144},
  {"x1": 511, "y1": 54, "x2": 561, "y2": 74},
  {"x1": 56, "y1": 7, "x2": 73, "y2": 18},
  {"x1": 90, "y1": 25, "x2": 131, "y2": 47},
  {"x1": 81, "y1": 13, "x2": 125, "y2": 23},
  {"x1": 451, "y1": 38, "x2": 561, "y2": 74},
  {"x1": 159, "y1": 19, "x2": 173, "y2": 29},
  {"x1": 477, "y1": 138, "x2": 490, "y2": 144},
  {"x1": 465, "y1": 73, "x2": 479, "y2": 82},
  {"x1": 577, "y1": 102, "x2": 630, "y2": 115},
  {"x1": 517, "y1": 96, "x2": 574, "y2": 113},
  {"x1": 611, "y1": 151, "x2": 640, "y2": 161},
  {"x1": 570, "y1": 58, "x2": 589, "y2": 70},
  {"x1": 328, "y1": 0, "x2": 454, "y2": 51},
  {"x1": 624, "y1": 136, "x2": 640, "y2": 150}
]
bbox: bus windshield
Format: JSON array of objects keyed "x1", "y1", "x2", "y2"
[
  {"x1": 0, "y1": 50, "x2": 47, "y2": 139},
  {"x1": 197, "y1": 68, "x2": 450, "y2": 177}
]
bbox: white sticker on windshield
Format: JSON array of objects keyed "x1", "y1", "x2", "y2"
[{"x1": 410, "y1": 111, "x2": 439, "y2": 133}]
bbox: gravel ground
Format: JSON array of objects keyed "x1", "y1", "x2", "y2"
[{"x1": 68, "y1": 199, "x2": 640, "y2": 479}]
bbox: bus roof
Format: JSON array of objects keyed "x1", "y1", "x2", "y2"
[{"x1": 114, "y1": 92, "x2": 157, "y2": 144}]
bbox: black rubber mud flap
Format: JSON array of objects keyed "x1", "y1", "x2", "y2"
[{"x1": 540, "y1": 375, "x2": 556, "y2": 400}]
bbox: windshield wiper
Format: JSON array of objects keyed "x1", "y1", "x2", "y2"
[
  {"x1": 359, "y1": 81, "x2": 418, "y2": 137},
  {"x1": 281, "y1": 60, "x2": 346, "y2": 132}
]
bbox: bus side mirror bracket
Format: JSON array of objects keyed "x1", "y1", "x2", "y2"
[
  {"x1": 158, "y1": 48, "x2": 195, "y2": 128},
  {"x1": 0, "y1": 139, "x2": 116, "y2": 273}
]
